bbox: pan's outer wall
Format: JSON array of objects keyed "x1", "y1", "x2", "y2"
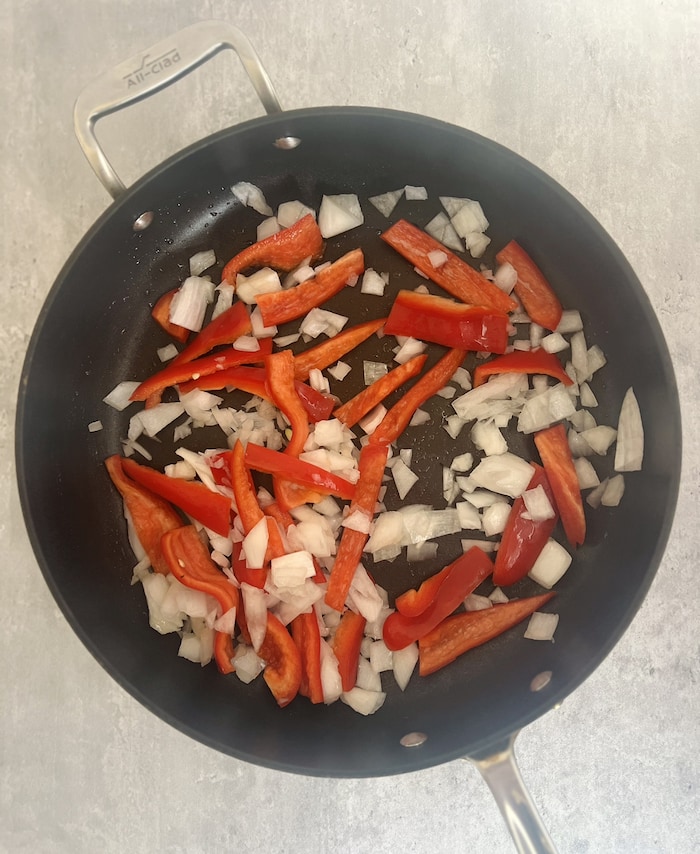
[{"x1": 16, "y1": 108, "x2": 681, "y2": 777}]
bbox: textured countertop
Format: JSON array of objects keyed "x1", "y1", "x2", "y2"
[{"x1": 2, "y1": 2, "x2": 699, "y2": 852}]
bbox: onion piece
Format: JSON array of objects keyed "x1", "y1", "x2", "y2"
[
  {"x1": 517, "y1": 384, "x2": 576, "y2": 434},
  {"x1": 213, "y1": 606, "x2": 237, "y2": 635},
  {"x1": 601, "y1": 474, "x2": 625, "y2": 507},
  {"x1": 347, "y1": 564, "x2": 384, "y2": 623},
  {"x1": 461, "y1": 538, "x2": 496, "y2": 554},
  {"x1": 318, "y1": 194, "x2": 364, "y2": 238},
  {"x1": 233, "y1": 644, "x2": 265, "y2": 683},
  {"x1": 361, "y1": 268, "x2": 387, "y2": 295},
  {"x1": 456, "y1": 501, "x2": 481, "y2": 530},
  {"x1": 231, "y1": 181, "x2": 272, "y2": 215},
  {"x1": 189, "y1": 249, "x2": 216, "y2": 277},
  {"x1": 368, "y1": 640, "x2": 394, "y2": 673},
  {"x1": 368, "y1": 188, "x2": 403, "y2": 217},
  {"x1": 242, "y1": 516, "x2": 268, "y2": 569},
  {"x1": 482, "y1": 502, "x2": 511, "y2": 536},
  {"x1": 494, "y1": 262, "x2": 518, "y2": 294},
  {"x1": 471, "y1": 421, "x2": 507, "y2": 456},
  {"x1": 319, "y1": 638, "x2": 343, "y2": 704},
  {"x1": 469, "y1": 453, "x2": 534, "y2": 498},
  {"x1": 424, "y1": 212, "x2": 463, "y2": 252},
  {"x1": 391, "y1": 459, "x2": 419, "y2": 500},
  {"x1": 355, "y1": 656, "x2": 382, "y2": 691},
  {"x1": 406, "y1": 541, "x2": 439, "y2": 562},
  {"x1": 556, "y1": 310, "x2": 583, "y2": 334},
  {"x1": 131, "y1": 402, "x2": 185, "y2": 438},
  {"x1": 270, "y1": 550, "x2": 315, "y2": 588},
  {"x1": 169, "y1": 277, "x2": 213, "y2": 331},
  {"x1": 103, "y1": 381, "x2": 140, "y2": 411},
  {"x1": 541, "y1": 332, "x2": 568, "y2": 354},
  {"x1": 580, "y1": 425, "x2": 617, "y2": 455},
  {"x1": 465, "y1": 231, "x2": 491, "y2": 259},
  {"x1": 236, "y1": 268, "x2": 281, "y2": 304},
  {"x1": 363, "y1": 361, "x2": 389, "y2": 385},
  {"x1": 178, "y1": 634, "x2": 202, "y2": 663},
  {"x1": 300, "y1": 308, "x2": 348, "y2": 339},
  {"x1": 392, "y1": 643, "x2": 418, "y2": 690},
  {"x1": 341, "y1": 686, "x2": 386, "y2": 715},
  {"x1": 574, "y1": 457, "x2": 600, "y2": 489},
  {"x1": 528, "y1": 539, "x2": 572, "y2": 589},
  {"x1": 524, "y1": 612, "x2": 559, "y2": 641},
  {"x1": 614, "y1": 388, "x2": 644, "y2": 472},
  {"x1": 450, "y1": 452, "x2": 474, "y2": 473},
  {"x1": 489, "y1": 587, "x2": 509, "y2": 604},
  {"x1": 257, "y1": 217, "x2": 281, "y2": 241},
  {"x1": 427, "y1": 249, "x2": 448, "y2": 268},
  {"x1": 241, "y1": 583, "x2": 268, "y2": 652},
  {"x1": 409, "y1": 409, "x2": 430, "y2": 427},
  {"x1": 328, "y1": 361, "x2": 351, "y2": 381},
  {"x1": 88, "y1": 420, "x2": 103, "y2": 433},
  {"x1": 404, "y1": 185, "x2": 428, "y2": 200},
  {"x1": 522, "y1": 485, "x2": 555, "y2": 521},
  {"x1": 277, "y1": 200, "x2": 316, "y2": 227},
  {"x1": 464, "y1": 593, "x2": 493, "y2": 612}
]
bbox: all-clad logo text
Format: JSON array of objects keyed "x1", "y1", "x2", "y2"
[{"x1": 123, "y1": 48, "x2": 181, "y2": 88}]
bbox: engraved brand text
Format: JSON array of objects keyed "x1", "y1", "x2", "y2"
[{"x1": 124, "y1": 49, "x2": 181, "y2": 88}]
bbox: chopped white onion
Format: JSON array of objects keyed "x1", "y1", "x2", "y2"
[
  {"x1": 392, "y1": 643, "x2": 418, "y2": 690},
  {"x1": 103, "y1": 380, "x2": 140, "y2": 411},
  {"x1": 241, "y1": 583, "x2": 268, "y2": 652},
  {"x1": 363, "y1": 361, "x2": 389, "y2": 385},
  {"x1": 319, "y1": 639, "x2": 343, "y2": 704},
  {"x1": 393, "y1": 337, "x2": 426, "y2": 365},
  {"x1": 528, "y1": 539, "x2": 572, "y2": 589},
  {"x1": 464, "y1": 593, "x2": 493, "y2": 612},
  {"x1": 233, "y1": 644, "x2": 265, "y2": 683},
  {"x1": 404, "y1": 185, "x2": 428, "y2": 200},
  {"x1": 347, "y1": 564, "x2": 384, "y2": 623},
  {"x1": 427, "y1": 249, "x2": 448, "y2": 268},
  {"x1": 450, "y1": 452, "x2": 474, "y2": 472},
  {"x1": 601, "y1": 474, "x2": 625, "y2": 506},
  {"x1": 391, "y1": 459, "x2": 419, "y2": 500},
  {"x1": 358, "y1": 404, "x2": 387, "y2": 436},
  {"x1": 88, "y1": 420, "x2": 103, "y2": 433},
  {"x1": 270, "y1": 550, "x2": 315, "y2": 588},
  {"x1": 424, "y1": 212, "x2": 463, "y2": 252},
  {"x1": 456, "y1": 501, "x2": 482, "y2": 530},
  {"x1": 236, "y1": 268, "x2": 281, "y2": 304},
  {"x1": 169, "y1": 277, "x2": 213, "y2": 331},
  {"x1": 556, "y1": 310, "x2": 583, "y2": 334},
  {"x1": 471, "y1": 421, "x2": 508, "y2": 456},
  {"x1": 277, "y1": 200, "x2": 316, "y2": 227},
  {"x1": 368, "y1": 188, "x2": 403, "y2": 218},
  {"x1": 409, "y1": 409, "x2": 431, "y2": 427},
  {"x1": 494, "y1": 262, "x2": 518, "y2": 294},
  {"x1": 574, "y1": 456, "x2": 600, "y2": 489},
  {"x1": 465, "y1": 231, "x2": 491, "y2": 259},
  {"x1": 361, "y1": 268, "x2": 387, "y2": 295},
  {"x1": 257, "y1": 216, "x2": 281, "y2": 241},
  {"x1": 614, "y1": 388, "x2": 644, "y2": 472},
  {"x1": 231, "y1": 181, "x2": 272, "y2": 216},
  {"x1": 328, "y1": 361, "x2": 351, "y2": 381},
  {"x1": 355, "y1": 656, "x2": 382, "y2": 692},
  {"x1": 189, "y1": 249, "x2": 216, "y2": 277},
  {"x1": 241, "y1": 516, "x2": 269, "y2": 569},
  {"x1": 517, "y1": 384, "x2": 576, "y2": 434},
  {"x1": 580, "y1": 425, "x2": 617, "y2": 455},
  {"x1": 524, "y1": 611, "x2": 559, "y2": 641},
  {"x1": 489, "y1": 587, "x2": 509, "y2": 604},
  {"x1": 482, "y1": 502, "x2": 511, "y2": 536},
  {"x1": 461, "y1": 538, "x2": 496, "y2": 554},
  {"x1": 131, "y1": 402, "x2": 185, "y2": 438},
  {"x1": 541, "y1": 332, "x2": 568, "y2": 354},
  {"x1": 341, "y1": 686, "x2": 386, "y2": 715},
  {"x1": 469, "y1": 453, "x2": 534, "y2": 498},
  {"x1": 213, "y1": 606, "x2": 237, "y2": 635},
  {"x1": 318, "y1": 194, "x2": 364, "y2": 238},
  {"x1": 522, "y1": 485, "x2": 555, "y2": 521},
  {"x1": 300, "y1": 308, "x2": 348, "y2": 338}
]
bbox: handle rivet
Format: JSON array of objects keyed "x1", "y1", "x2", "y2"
[
  {"x1": 274, "y1": 136, "x2": 301, "y2": 150},
  {"x1": 400, "y1": 731, "x2": 428, "y2": 748},
  {"x1": 530, "y1": 671, "x2": 553, "y2": 692},
  {"x1": 133, "y1": 211, "x2": 154, "y2": 232}
]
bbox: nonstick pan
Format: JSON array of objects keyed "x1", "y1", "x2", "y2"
[{"x1": 15, "y1": 21, "x2": 681, "y2": 854}]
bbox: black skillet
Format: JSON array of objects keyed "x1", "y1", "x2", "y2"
[{"x1": 15, "y1": 21, "x2": 681, "y2": 853}]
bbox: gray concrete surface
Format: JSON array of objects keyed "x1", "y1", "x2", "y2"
[{"x1": 2, "y1": 1, "x2": 699, "y2": 852}]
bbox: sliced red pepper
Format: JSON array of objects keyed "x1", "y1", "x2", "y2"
[
  {"x1": 257, "y1": 612, "x2": 302, "y2": 708},
  {"x1": 493, "y1": 464, "x2": 559, "y2": 586},
  {"x1": 394, "y1": 563, "x2": 454, "y2": 618},
  {"x1": 151, "y1": 288, "x2": 189, "y2": 344},
  {"x1": 221, "y1": 214, "x2": 323, "y2": 284},
  {"x1": 293, "y1": 318, "x2": 386, "y2": 381},
  {"x1": 418, "y1": 592, "x2": 556, "y2": 676},
  {"x1": 245, "y1": 443, "x2": 357, "y2": 501},
  {"x1": 384, "y1": 290, "x2": 509, "y2": 353},
  {"x1": 161, "y1": 525, "x2": 239, "y2": 675},
  {"x1": 291, "y1": 611, "x2": 324, "y2": 704},
  {"x1": 495, "y1": 240, "x2": 563, "y2": 331},
  {"x1": 266, "y1": 350, "x2": 309, "y2": 457},
  {"x1": 534, "y1": 424, "x2": 586, "y2": 547},
  {"x1": 257, "y1": 248, "x2": 365, "y2": 327},
  {"x1": 104, "y1": 455, "x2": 183, "y2": 575},
  {"x1": 370, "y1": 348, "x2": 466, "y2": 446},
  {"x1": 231, "y1": 540, "x2": 267, "y2": 589},
  {"x1": 473, "y1": 348, "x2": 573, "y2": 389},
  {"x1": 130, "y1": 339, "x2": 273, "y2": 402},
  {"x1": 334, "y1": 353, "x2": 428, "y2": 428},
  {"x1": 382, "y1": 547, "x2": 494, "y2": 651},
  {"x1": 325, "y1": 442, "x2": 388, "y2": 612},
  {"x1": 121, "y1": 457, "x2": 231, "y2": 537},
  {"x1": 381, "y1": 219, "x2": 517, "y2": 313},
  {"x1": 169, "y1": 301, "x2": 252, "y2": 367},
  {"x1": 331, "y1": 609, "x2": 366, "y2": 692},
  {"x1": 178, "y1": 365, "x2": 335, "y2": 424},
  {"x1": 229, "y1": 441, "x2": 264, "y2": 533}
]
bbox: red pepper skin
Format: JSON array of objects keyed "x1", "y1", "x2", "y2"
[
  {"x1": 151, "y1": 288, "x2": 189, "y2": 343},
  {"x1": 293, "y1": 318, "x2": 386, "y2": 381},
  {"x1": 473, "y1": 348, "x2": 573, "y2": 389},
  {"x1": 394, "y1": 564, "x2": 454, "y2": 618},
  {"x1": 331, "y1": 609, "x2": 367, "y2": 692},
  {"x1": 257, "y1": 612, "x2": 303, "y2": 708},
  {"x1": 245, "y1": 443, "x2": 357, "y2": 501},
  {"x1": 178, "y1": 365, "x2": 335, "y2": 424},
  {"x1": 381, "y1": 220, "x2": 517, "y2": 313},
  {"x1": 274, "y1": 480, "x2": 324, "y2": 512},
  {"x1": 325, "y1": 443, "x2": 388, "y2": 612},
  {"x1": 493, "y1": 464, "x2": 559, "y2": 586},
  {"x1": 221, "y1": 214, "x2": 323, "y2": 284},
  {"x1": 334, "y1": 353, "x2": 428, "y2": 428},
  {"x1": 534, "y1": 424, "x2": 586, "y2": 547},
  {"x1": 266, "y1": 350, "x2": 309, "y2": 457},
  {"x1": 229, "y1": 441, "x2": 264, "y2": 533},
  {"x1": 104, "y1": 455, "x2": 183, "y2": 575},
  {"x1": 161, "y1": 525, "x2": 239, "y2": 675},
  {"x1": 384, "y1": 290, "x2": 509, "y2": 353},
  {"x1": 382, "y1": 547, "x2": 494, "y2": 651},
  {"x1": 170, "y1": 301, "x2": 252, "y2": 367},
  {"x1": 121, "y1": 457, "x2": 232, "y2": 537},
  {"x1": 419, "y1": 592, "x2": 556, "y2": 676},
  {"x1": 130, "y1": 339, "x2": 272, "y2": 402},
  {"x1": 257, "y1": 248, "x2": 365, "y2": 327},
  {"x1": 291, "y1": 611, "x2": 324, "y2": 704},
  {"x1": 370, "y1": 348, "x2": 466, "y2": 446},
  {"x1": 495, "y1": 240, "x2": 563, "y2": 331}
]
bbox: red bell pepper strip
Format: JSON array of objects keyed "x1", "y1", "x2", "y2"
[
  {"x1": 382, "y1": 547, "x2": 494, "y2": 651},
  {"x1": 325, "y1": 442, "x2": 389, "y2": 612},
  {"x1": 232, "y1": 540, "x2": 267, "y2": 590},
  {"x1": 493, "y1": 464, "x2": 559, "y2": 586},
  {"x1": 151, "y1": 288, "x2": 189, "y2": 343},
  {"x1": 245, "y1": 443, "x2": 357, "y2": 501},
  {"x1": 274, "y1": 480, "x2": 324, "y2": 512},
  {"x1": 394, "y1": 563, "x2": 454, "y2": 618},
  {"x1": 473, "y1": 348, "x2": 573, "y2": 389},
  {"x1": 331, "y1": 609, "x2": 367, "y2": 692},
  {"x1": 257, "y1": 248, "x2": 365, "y2": 327},
  {"x1": 418, "y1": 592, "x2": 556, "y2": 676},
  {"x1": 178, "y1": 365, "x2": 335, "y2": 424},
  {"x1": 334, "y1": 353, "x2": 428, "y2": 428},
  {"x1": 130, "y1": 339, "x2": 273, "y2": 402},
  {"x1": 169, "y1": 301, "x2": 252, "y2": 367},
  {"x1": 291, "y1": 611, "x2": 324, "y2": 704},
  {"x1": 534, "y1": 424, "x2": 586, "y2": 547},
  {"x1": 495, "y1": 240, "x2": 563, "y2": 331},
  {"x1": 384, "y1": 290, "x2": 509, "y2": 354},
  {"x1": 229, "y1": 441, "x2": 264, "y2": 533},
  {"x1": 161, "y1": 525, "x2": 239, "y2": 675},
  {"x1": 381, "y1": 219, "x2": 517, "y2": 313},
  {"x1": 104, "y1": 455, "x2": 183, "y2": 576},
  {"x1": 293, "y1": 317, "x2": 386, "y2": 381},
  {"x1": 370, "y1": 348, "x2": 466, "y2": 446},
  {"x1": 266, "y1": 350, "x2": 309, "y2": 457},
  {"x1": 121, "y1": 457, "x2": 232, "y2": 537},
  {"x1": 257, "y1": 611, "x2": 303, "y2": 707},
  {"x1": 221, "y1": 214, "x2": 323, "y2": 284}
]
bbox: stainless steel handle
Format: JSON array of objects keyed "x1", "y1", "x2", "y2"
[
  {"x1": 470, "y1": 733, "x2": 558, "y2": 854},
  {"x1": 73, "y1": 20, "x2": 282, "y2": 199}
]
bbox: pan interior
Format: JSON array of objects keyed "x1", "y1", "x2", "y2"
[{"x1": 16, "y1": 108, "x2": 681, "y2": 777}]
